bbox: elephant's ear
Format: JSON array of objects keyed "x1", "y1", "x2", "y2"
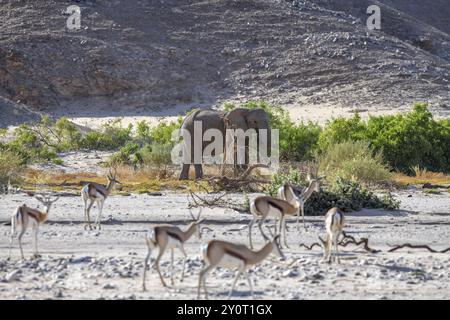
[{"x1": 224, "y1": 108, "x2": 250, "y2": 131}]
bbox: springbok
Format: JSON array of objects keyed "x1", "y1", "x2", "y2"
[
  {"x1": 278, "y1": 174, "x2": 324, "y2": 230},
  {"x1": 8, "y1": 193, "x2": 60, "y2": 259},
  {"x1": 81, "y1": 168, "x2": 121, "y2": 230},
  {"x1": 198, "y1": 233, "x2": 285, "y2": 300},
  {"x1": 142, "y1": 209, "x2": 203, "y2": 290},
  {"x1": 319, "y1": 207, "x2": 345, "y2": 264},
  {"x1": 248, "y1": 195, "x2": 299, "y2": 249}
]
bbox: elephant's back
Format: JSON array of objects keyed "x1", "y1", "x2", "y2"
[{"x1": 181, "y1": 108, "x2": 224, "y2": 130}]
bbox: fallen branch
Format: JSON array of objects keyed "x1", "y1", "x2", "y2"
[
  {"x1": 188, "y1": 190, "x2": 249, "y2": 214},
  {"x1": 297, "y1": 232, "x2": 380, "y2": 253},
  {"x1": 339, "y1": 232, "x2": 381, "y2": 253},
  {"x1": 298, "y1": 242, "x2": 322, "y2": 250},
  {"x1": 388, "y1": 243, "x2": 450, "y2": 253},
  {"x1": 207, "y1": 164, "x2": 270, "y2": 192}
]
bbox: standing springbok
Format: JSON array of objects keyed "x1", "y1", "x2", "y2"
[
  {"x1": 278, "y1": 174, "x2": 324, "y2": 230},
  {"x1": 81, "y1": 168, "x2": 121, "y2": 230},
  {"x1": 8, "y1": 193, "x2": 60, "y2": 259},
  {"x1": 319, "y1": 207, "x2": 345, "y2": 264},
  {"x1": 248, "y1": 195, "x2": 299, "y2": 249},
  {"x1": 198, "y1": 233, "x2": 285, "y2": 300},
  {"x1": 142, "y1": 209, "x2": 203, "y2": 290}
]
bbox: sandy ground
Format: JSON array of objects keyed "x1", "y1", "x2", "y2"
[
  {"x1": 51, "y1": 102, "x2": 449, "y2": 130},
  {"x1": 0, "y1": 190, "x2": 449, "y2": 300}
]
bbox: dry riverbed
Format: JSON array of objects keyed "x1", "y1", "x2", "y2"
[{"x1": 0, "y1": 190, "x2": 449, "y2": 300}]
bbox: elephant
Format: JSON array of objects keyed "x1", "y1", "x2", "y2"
[{"x1": 178, "y1": 108, "x2": 271, "y2": 180}]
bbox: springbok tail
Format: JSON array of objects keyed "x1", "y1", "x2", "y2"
[
  {"x1": 250, "y1": 202, "x2": 258, "y2": 216},
  {"x1": 145, "y1": 230, "x2": 157, "y2": 249}
]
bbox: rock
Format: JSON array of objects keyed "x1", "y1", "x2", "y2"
[
  {"x1": 103, "y1": 283, "x2": 116, "y2": 290},
  {"x1": 283, "y1": 270, "x2": 298, "y2": 278},
  {"x1": 290, "y1": 293, "x2": 300, "y2": 299},
  {"x1": 311, "y1": 272, "x2": 324, "y2": 280},
  {"x1": 70, "y1": 256, "x2": 92, "y2": 264},
  {"x1": 5, "y1": 270, "x2": 21, "y2": 282},
  {"x1": 54, "y1": 290, "x2": 64, "y2": 298}
]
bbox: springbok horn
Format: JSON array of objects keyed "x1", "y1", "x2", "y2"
[
  {"x1": 197, "y1": 208, "x2": 203, "y2": 220},
  {"x1": 188, "y1": 208, "x2": 196, "y2": 220}
]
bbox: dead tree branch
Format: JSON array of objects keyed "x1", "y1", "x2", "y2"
[
  {"x1": 388, "y1": 243, "x2": 450, "y2": 253},
  {"x1": 339, "y1": 232, "x2": 381, "y2": 253},
  {"x1": 188, "y1": 190, "x2": 250, "y2": 214},
  {"x1": 298, "y1": 242, "x2": 322, "y2": 250},
  {"x1": 207, "y1": 164, "x2": 270, "y2": 192}
]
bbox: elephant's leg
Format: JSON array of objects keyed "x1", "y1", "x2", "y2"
[
  {"x1": 194, "y1": 164, "x2": 203, "y2": 179},
  {"x1": 179, "y1": 164, "x2": 191, "y2": 180}
]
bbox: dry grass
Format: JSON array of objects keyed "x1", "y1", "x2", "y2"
[
  {"x1": 393, "y1": 167, "x2": 450, "y2": 187},
  {"x1": 22, "y1": 166, "x2": 210, "y2": 194}
]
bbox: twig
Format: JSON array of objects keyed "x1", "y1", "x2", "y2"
[
  {"x1": 298, "y1": 242, "x2": 322, "y2": 250},
  {"x1": 339, "y1": 232, "x2": 381, "y2": 253},
  {"x1": 188, "y1": 190, "x2": 249, "y2": 213},
  {"x1": 388, "y1": 243, "x2": 450, "y2": 253}
]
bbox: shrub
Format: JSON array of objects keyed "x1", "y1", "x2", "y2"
[
  {"x1": 6, "y1": 122, "x2": 58, "y2": 163},
  {"x1": 135, "y1": 120, "x2": 152, "y2": 146},
  {"x1": 365, "y1": 103, "x2": 449, "y2": 173},
  {"x1": 266, "y1": 168, "x2": 305, "y2": 197},
  {"x1": 81, "y1": 119, "x2": 133, "y2": 150},
  {"x1": 318, "y1": 103, "x2": 450, "y2": 173},
  {"x1": 148, "y1": 118, "x2": 183, "y2": 146},
  {"x1": 318, "y1": 113, "x2": 366, "y2": 151},
  {"x1": 318, "y1": 140, "x2": 391, "y2": 186},
  {"x1": 0, "y1": 150, "x2": 24, "y2": 187},
  {"x1": 53, "y1": 117, "x2": 83, "y2": 151},
  {"x1": 267, "y1": 172, "x2": 399, "y2": 216},
  {"x1": 108, "y1": 142, "x2": 142, "y2": 167},
  {"x1": 141, "y1": 143, "x2": 173, "y2": 171}
]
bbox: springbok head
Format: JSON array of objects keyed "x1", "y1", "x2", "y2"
[
  {"x1": 34, "y1": 193, "x2": 60, "y2": 211},
  {"x1": 188, "y1": 208, "x2": 205, "y2": 239},
  {"x1": 107, "y1": 167, "x2": 121, "y2": 185}
]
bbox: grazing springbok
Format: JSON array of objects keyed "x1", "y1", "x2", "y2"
[
  {"x1": 142, "y1": 209, "x2": 204, "y2": 290},
  {"x1": 319, "y1": 207, "x2": 345, "y2": 264},
  {"x1": 81, "y1": 168, "x2": 121, "y2": 230},
  {"x1": 278, "y1": 174, "x2": 324, "y2": 230},
  {"x1": 198, "y1": 233, "x2": 285, "y2": 300},
  {"x1": 248, "y1": 195, "x2": 299, "y2": 249},
  {"x1": 8, "y1": 193, "x2": 60, "y2": 259}
]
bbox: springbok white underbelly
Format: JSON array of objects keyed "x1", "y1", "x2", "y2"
[
  {"x1": 217, "y1": 254, "x2": 245, "y2": 269},
  {"x1": 166, "y1": 235, "x2": 182, "y2": 249},
  {"x1": 266, "y1": 206, "x2": 283, "y2": 218}
]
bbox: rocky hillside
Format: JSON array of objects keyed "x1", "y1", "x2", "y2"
[{"x1": 0, "y1": 0, "x2": 449, "y2": 125}]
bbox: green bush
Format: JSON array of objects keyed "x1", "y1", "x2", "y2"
[
  {"x1": 365, "y1": 103, "x2": 449, "y2": 173},
  {"x1": 318, "y1": 140, "x2": 391, "y2": 185},
  {"x1": 266, "y1": 168, "x2": 305, "y2": 197},
  {"x1": 6, "y1": 121, "x2": 59, "y2": 163},
  {"x1": 108, "y1": 118, "x2": 182, "y2": 167},
  {"x1": 0, "y1": 150, "x2": 24, "y2": 187},
  {"x1": 108, "y1": 142, "x2": 142, "y2": 167},
  {"x1": 267, "y1": 172, "x2": 399, "y2": 215},
  {"x1": 81, "y1": 119, "x2": 133, "y2": 150},
  {"x1": 318, "y1": 113, "x2": 366, "y2": 151},
  {"x1": 141, "y1": 143, "x2": 172, "y2": 169},
  {"x1": 148, "y1": 118, "x2": 183, "y2": 145},
  {"x1": 318, "y1": 103, "x2": 450, "y2": 173},
  {"x1": 53, "y1": 117, "x2": 83, "y2": 151}
]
